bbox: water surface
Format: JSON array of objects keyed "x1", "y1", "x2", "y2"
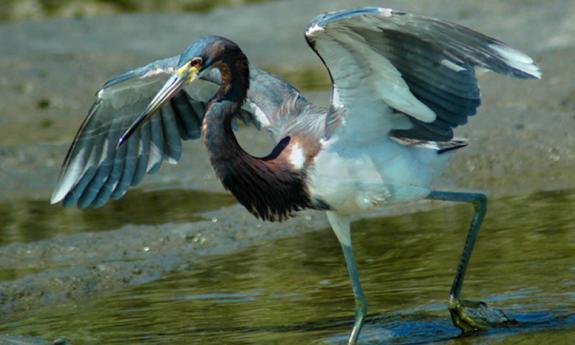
[
  {"x1": 0, "y1": 189, "x2": 235, "y2": 245},
  {"x1": 0, "y1": 190, "x2": 574, "y2": 344}
]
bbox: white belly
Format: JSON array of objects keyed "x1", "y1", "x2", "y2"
[{"x1": 308, "y1": 136, "x2": 449, "y2": 214}]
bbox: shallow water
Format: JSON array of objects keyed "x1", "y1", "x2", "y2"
[
  {"x1": 1, "y1": 189, "x2": 574, "y2": 344},
  {"x1": 0, "y1": 189, "x2": 235, "y2": 246}
]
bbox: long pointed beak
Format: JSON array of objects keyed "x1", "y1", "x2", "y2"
[{"x1": 118, "y1": 65, "x2": 198, "y2": 147}]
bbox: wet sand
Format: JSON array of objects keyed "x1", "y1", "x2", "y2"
[{"x1": 0, "y1": 0, "x2": 574, "y2": 343}]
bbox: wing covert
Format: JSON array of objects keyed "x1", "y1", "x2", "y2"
[{"x1": 305, "y1": 7, "x2": 541, "y2": 141}]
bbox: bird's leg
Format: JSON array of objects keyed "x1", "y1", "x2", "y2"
[
  {"x1": 327, "y1": 212, "x2": 367, "y2": 345},
  {"x1": 427, "y1": 191, "x2": 513, "y2": 333}
]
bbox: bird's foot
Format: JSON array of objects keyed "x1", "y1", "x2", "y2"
[{"x1": 448, "y1": 297, "x2": 516, "y2": 333}]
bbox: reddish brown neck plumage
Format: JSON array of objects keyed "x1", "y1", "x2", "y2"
[{"x1": 201, "y1": 45, "x2": 311, "y2": 221}]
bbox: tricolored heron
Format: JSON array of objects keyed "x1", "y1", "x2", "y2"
[{"x1": 51, "y1": 7, "x2": 540, "y2": 345}]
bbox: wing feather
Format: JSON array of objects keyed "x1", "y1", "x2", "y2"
[
  {"x1": 93, "y1": 130, "x2": 127, "y2": 207},
  {"x1": 111, "y1": 133, "x2": 138, "y2": 200},
  {"x1": 160, "y1": 106, "x2": 183, "y2": 163},
  {"x1": 131, "y1": 121, "x2": 151, "y2": 187},
  {"x1": 52, "y1": 56, "x2": 314, "y2": 207},
  {"x1": 170, "y1": 93, "x2": 203, "y2": 140},
  {"x1": 305, "y1": 7, "x2": 540, "y2": 141}
]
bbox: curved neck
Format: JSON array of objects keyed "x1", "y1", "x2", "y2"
[
  {"x1": 201, "y1": 49, "x2": 250, "y2": 160},
  {"x1": 213, "y1": 54, "x2": 250, "y2": 106},
  {"x1": 201, "y1": 52, "x2": 311, "y2": 221}
]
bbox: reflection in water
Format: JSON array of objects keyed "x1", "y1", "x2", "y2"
[
  {"x1": 0, "y1": 189, "x2": 574, "y2": 344},
  {"x1": 0, "y1": 189, "x2": 235, "y2": 245}
]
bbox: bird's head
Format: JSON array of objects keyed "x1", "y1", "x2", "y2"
[
  {"x1": 118, "y1": 36, "x2": 240, "y2": 146},
  {"x1": 177, "y1": 35, "x2": 237, "y2": 72}
]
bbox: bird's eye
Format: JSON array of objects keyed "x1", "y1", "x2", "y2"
[{"x1": 190, "y1": 59, "x2": 202, "y2": 67}]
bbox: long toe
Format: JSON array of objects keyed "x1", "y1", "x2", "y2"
[{"x1": 448, "y1": 299, "x2": 517, "y2": 333}]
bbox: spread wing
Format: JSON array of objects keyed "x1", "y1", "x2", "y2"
[
  {"x1": 305, "y1": 7, "x2": 541, "y2": 141},
  {"x1": 51, "y1": 56, "x2": 311, "y2": 208}
]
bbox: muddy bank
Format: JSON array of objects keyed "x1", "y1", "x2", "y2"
[{"x1": 0, "y1": 0, "x2": 574, "y2": 343}]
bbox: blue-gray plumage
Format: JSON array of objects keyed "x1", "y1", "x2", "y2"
[{"x1": 51, "y1": 7, "x2": 540, "y2": 345}]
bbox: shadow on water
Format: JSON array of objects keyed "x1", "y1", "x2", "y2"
[
  {"x1": 0, "y1": 189, "x2": 574, "y2": 344},
  {"x1": 0, "y1": 189, "x2": 235, "y2": 246}
]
